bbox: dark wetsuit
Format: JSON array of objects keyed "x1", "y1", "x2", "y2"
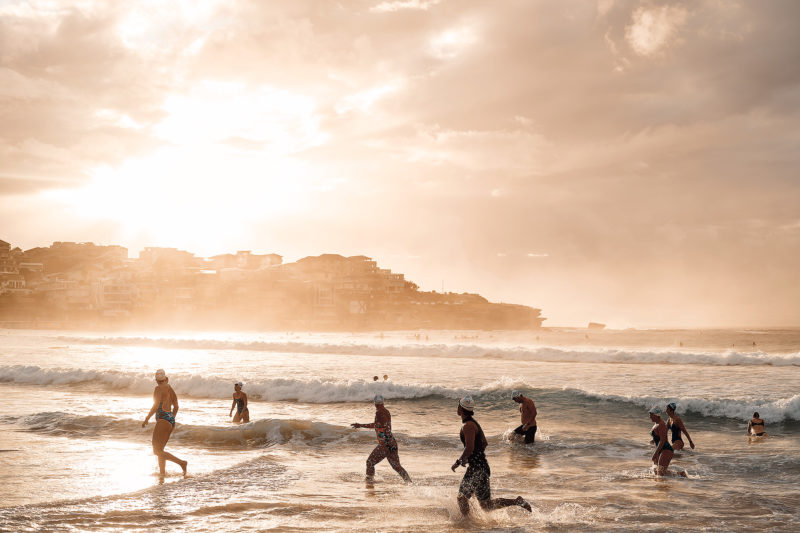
[
  {"x1": 156, "y1": 402, "x2": 175, "y2": 427},
  {"x1": 459, "y1": 416, "x2": 491, "y2": 501},
  {"x1": 652, "y1": 427, "x2": 673, "y2": 453},
  {"x1": 668, "y1": 419, "x2": 682, "y2": 444}
]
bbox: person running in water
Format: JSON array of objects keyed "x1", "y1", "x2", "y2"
[
  {"x1": 229, "y1": 382, "x2": 249, "y2": 424},
  {"x1": 142, "y1": 369, "x2": 187, "y2": 476},
  {"x1": 748, "y1": 412, "x2": 767, "y2": 437},
  {"x1": 511, "y1": 390, "x2": 537, "y2": 444},
  {"x1": 452, "y1": 395, "x2": 532, "y2": 515},
  {"x1": 665, "y1": 402, "x2": 694, "y2": 450},
  {"x1": 351, "y1": 394, "x2": 412, "y2": 483}
]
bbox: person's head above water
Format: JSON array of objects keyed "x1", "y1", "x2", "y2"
[
  {"x1": 373, "y1": 376, "x2": 379, "y2": 381},
  {"x1": 155, "y1": 369, "x2": 167, "y2": 383},
  {"x1": 373, "y1": 394, "x2": 384, "y2": 405},
  {"x1": 458, "y1": 395, "x2": 475, "y2": 416},
  {"x1": 512, "y1": 390, "x2": 523, "y2": 402},
  {"x1": 666, "y1": 402, "x2": 677, "y2": 413},
  {"x1": 383, "y1": 374, "x2": 388, "y2": 381},
  {"x1": 753, "y1": 411, "x2": 760, "y2": 418}
]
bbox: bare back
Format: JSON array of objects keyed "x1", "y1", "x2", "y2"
[{"x1": 153, "y1": 383, "x2": 176, "y2": 413}]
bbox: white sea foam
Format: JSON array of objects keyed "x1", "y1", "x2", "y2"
[
  {"x1": 3, "y1": 365, "x2": 799, "y2": 422},
  {"x1": 60, "y1": 335, "x2": 800, "y2": 366}
]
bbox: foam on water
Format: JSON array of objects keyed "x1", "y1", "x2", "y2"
[{"x1": 3, "y1": 365, "x2": 799, "y2": 422}]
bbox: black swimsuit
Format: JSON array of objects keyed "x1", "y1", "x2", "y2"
[
  {"x1": 234, "y1": 396, "x2": 246, "y2": 414},
  {"x1": 652, "y1": 426, "x2": 673, "y2": 452},
  {"x1": 668, "y1": 419, "x2": 682, "y2": 443}
]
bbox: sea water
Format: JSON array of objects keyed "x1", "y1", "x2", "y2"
[{"x1": 1, "y1": 328, "x2": 798, "y2": 531}]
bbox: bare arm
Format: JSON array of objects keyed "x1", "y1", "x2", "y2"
[
  {"x1": 747, "y1": 420, "x2": 753, "y2": 434},
  {"x1": 452, "y1": 422, "x2": 476, "y2": 470},
  {"x1": 677, "y1": 419, "x2": 694, "y2": 448},
  {"x1": 170, "y1": 387, "x2": 179, "y2": 418},
  {"x1": 242, "y1": 392, "x2": 248, "y2": 409},
  {"x1": 142, "y1": 389, "x2": 158, "y2": 427},
  {"x1": 651, "y1": 424, "x2": 666, "y2": 462}
]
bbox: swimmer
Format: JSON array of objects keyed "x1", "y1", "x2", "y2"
[
  {"x1": 142, "y1": 369, "x2": 187, "y2": 476},
  {"x1": 648, "y1": 406, "x2": 685, "y2": 477},
  {"x1": 511, "y1": 390, "x2": 538, "y2": 444},
  {"x1": 665, "y1": 403, "x2": 695, "y2": 451},
  {"x1": 452, "y1": 395, "x2": 532, "y2": 515},
  {"x1": 229, "y1": 382, "x2": 249, "y2": 424},
  {"x1": 351, "y1": 395, "x2": 412, "y2": 483},
  {"x1": 373, "y1": 376, "x2": 379, "y2": 382},
  {"x1": 747, "y1": 412, "x2": 768, "y2": 437},
  {"x1": 383, "y1": 374, "x2": 388, "y2": 381}
]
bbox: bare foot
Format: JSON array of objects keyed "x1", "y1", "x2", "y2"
[
  {"x1": 516, "y1": 496, "x2": 532, "y2": 512},
  {"x1": 179, "y1": 460, "x2": 188, "y2": 475}
]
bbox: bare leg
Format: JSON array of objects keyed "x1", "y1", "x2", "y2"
[
  {"x1": 386, "y1": 448, "x2": 412, "y2": 483},
  {"x1": 233, "y1": 411, "x2": 242, "y2": 424},
  {"x1": 673, "y1": 440, "x2": 684, "y2": 451},
  {"x1": 479, "y1": 497, "x2": 532, "y2": 512},
  {"x1": 242, "y1": 409, "x2": 250, "y2": 423},
  {"x1": 152, "y1": 419, "x2": 187, "y2": 475},
  {"x1": 655, "y1": 450, "x2": 674, "y2": 476}
]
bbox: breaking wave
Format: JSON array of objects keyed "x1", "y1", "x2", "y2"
[{"x1": 60, "y1": 335, "x2": 800, "y2": 366}]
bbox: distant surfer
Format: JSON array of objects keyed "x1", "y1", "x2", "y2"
[
  {"x1": 665, "y1": 403, "x2": 695, "y2": 450},
  {"x1": 748, "y1": 412, "x2": 767, "y2": 437},
  {"x1": 142, "y1": 369, "x2": 187, "y2": 476},
  {"x1": 452, "y1": 395, "x2": 532, "y2": 515},
  {"x1": 351, "y1": 395, "x2": 412, "y2": 483},
  {"x1": 648, "y1": 406, "x2": 685, "y2": 477},
  {"x1": 229, "y1": 382, "x2": 249, "y2": 424},
  {"x1": 511, "y1": 390, "x2": 537, "y2": 444}
]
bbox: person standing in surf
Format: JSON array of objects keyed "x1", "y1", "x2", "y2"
[
  {"x1": 142, "y1": 369, "x2": 187, "y2": 476},
  {"x1": 452, "y1": 395, "x2": 532, "y2": 515},
  {"x1": 748, "y1": 412, "x2": 767, "y2": 437},
  {"x1": 351, "y1": 394, "x2": 412, "y2": 483},
  {"x1": 511, "y1": 390, "x2": 537, "y2": 444},
  {"x1": 229, "y1": 382, "x2": 249, "y2": 424},
  {"x1": 665, "y1": 402, "x2": 694, "y2": 450},
  {"x1": 648, "y1": 406, "x2": 684, "y2": 476}
]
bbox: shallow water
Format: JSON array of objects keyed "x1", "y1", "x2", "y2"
[{"x1": 1, "y1": 328, "x2": 798, "y2": 531}]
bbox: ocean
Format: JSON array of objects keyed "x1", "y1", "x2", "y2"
[{"x1": 1, "y1": 327, "x2": 798, "y2": 531}]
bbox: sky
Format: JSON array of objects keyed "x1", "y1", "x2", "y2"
[{"x1": 1, "y1": 0, "x2": 799, "y2": 328}]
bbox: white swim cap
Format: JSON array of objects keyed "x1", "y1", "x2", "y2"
[
  {"x1": 373, "y1": 394, "x2": 384, "y2": 404},
  {"x1": 235, "y1": 382, "x2": 243, "y2": 389},
  {"x1": 154, "y1": 369, "x2": 167, "y2": 381},
  {"x1": 648, "y1": 406, "x2": 661, "y2": 415},
  {"x1": 511, "y1": 390, "x2": 522, "y2": 399},
  {"x1": 459, "y1": 395, "x2": 475, "y2": 412}
]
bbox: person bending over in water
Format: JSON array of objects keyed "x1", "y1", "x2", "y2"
[
  {"x1": 648, "y1": 406, "x2": 685, "y2": 477},
  {"x1": 511, "y1": 390, "x2": 537, "y2": 444},
  {"x1": 229, "y1": 382, "x2": 249, "y2": 424},
  {"x1": 351, "y1": 395, "x2": 412, "y2": 483},
  {"x1": 142, "y1": 369, "x2": 187, "y2": 476},
  {"x1": 748, "y1": 412, "x2": 767, "y2": 437},
  {"x1": 665, "y1": 402, "x2": 695, "y2": 451},
  {"x1": 452, "y1": 395, "x2": 532, "y2": 515}
]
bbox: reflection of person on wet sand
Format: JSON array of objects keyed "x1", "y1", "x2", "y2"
[
  {"x1": 142, "y1": 369, "x2": 187, "y2": 476},
  {"x1": 748, "y1": 412, "x2": 767, "y2": 437}
]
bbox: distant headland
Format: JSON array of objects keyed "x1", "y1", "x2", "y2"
[{"x1": 0, "y1": 239, "x2": 545, "y2": 331}]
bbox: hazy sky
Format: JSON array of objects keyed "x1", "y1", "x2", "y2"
[{"x1": 1, "y1": 0, "x2": 799, "y2": 327}]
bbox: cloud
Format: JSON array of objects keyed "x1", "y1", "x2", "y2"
[{"x1": 625, "y1": 4, "x2": 687, "y2": 56}]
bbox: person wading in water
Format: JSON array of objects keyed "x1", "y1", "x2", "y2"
[
  {"x1": 452, "y1": 395, "x2": 532, "y2": 515},
  {"x1": 142, "y1": 369, "x2": 187, "y2": 476},
  {"x1": 351, "y1": 394, "x2": 412, "y2": 483}
]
